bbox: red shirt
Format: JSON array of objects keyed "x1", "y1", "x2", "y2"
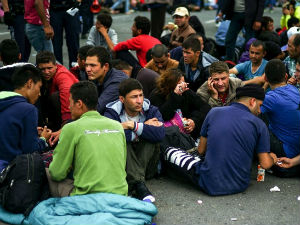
[
  {"x1": 24, "y1": 0, "x2": 50, "y2": 25},
  {"x1": 50, "y1": 64, "x2": 78, "y2": 121},
  {"x1": 113, "y1": 34, "x2": 161, "y2": 67}
]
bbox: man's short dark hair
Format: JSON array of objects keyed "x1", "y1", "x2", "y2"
[
  {"x1": 86, "y1": 46, "x2": 111, "y2": 68},
  {"x1": 96, "y1": 13, "x2": 112, "y2": 28},
  {"x1": 70, "y1": 81, "x2": 98, "y2": 110},
  {"x1": 78, "y1": 45, "x2": 94, "y2": 61},
  {"x1": 209, "y1": 61, "x2": 229, "y2": 75},
  {"x1": 182, "y1": 36, "x2": 201, "y2": 52},
  {"x1": 134, "y1": 16, "x2": 150, "y2": 35},
  {"x1": 12, "y1": 64, "x2": 42, "y2": 89},
  {"x1": 251, "y1": 40, "x2": 266, "y2": 52},
  {"x1": 287, "y1": 17, "x2": 299, "y2": 29},
  {"x1": 0, "y1": 39, "x2": 20, "y2": 65},
  {"x1": 261, "y1": 16, "x2": 273, "y2": 30},
  {"x1": 111, "y1": 59, "x2": 132, "y2": 70},
  {"x1": 293, "y1": 33, "x2": 300, "y2": 47},
  {"x1": 264, "y1": 59, "x2": 286, "y2": 85},
  {"x1": 119, "y1": 78, "x2": 143, "y2": 97},
  {"x1": 36, "y1": 51, "x2": 56, "y2": 65},
  {"x1": 151, "y1": 44, "x2": 168, "y2": 58}
]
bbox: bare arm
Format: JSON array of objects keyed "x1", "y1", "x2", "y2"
[
  {"x1": 197, "y1": 136, "x2": 207, "y2": 155},
  {"x1": 243, "y1": 74, "x2": 266, "y2": 86},
  {"x1": 98, "y1": 26, "x2": 115, "y2": 51},
  {"x1": 277, "y1": 155, "x2": 300, "y2": 168},
  {"x1": 229, "y1": 67, "x2": 238, "y2": 75},
  {"x1": 34, "y1": 0, "x2": 54, "y2": 39},
  {"x1": 1, "y1": 0, "x2": 9, "y2": 12}
]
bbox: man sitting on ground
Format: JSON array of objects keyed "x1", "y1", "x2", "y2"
[
  {"x1": 145, "y1": 44, "x2": 179, "y2": 76},
  {"x1": 104, "y1": 78, "x2": 165, "y2": 203},
  {"x1": 36, "y1": 51, "x2": 78, "y2": 131},
  {"x1": 229, "y1": 40, "x2": 268, "y2": 81},
  {"x1": 48, "y1": 81, "x2": 128, "y2": 197},
  {"x1": 169, "y1": 7, "x2": 195, "y2": 49},
  {"x1": 87, "y1": 13, "x2": 118, "y2": 53},
  {"x1": 113, "y1": 16, "x2": 161, "y2": 67},
  {"x1": 261, "y1": 59, "x2": 300, "y2": 177},
  {"x1": 0, "y1": 64, "x2": 51, "y2": 171},
  {"x1": 197, "y1": 61, "x2": 263, "y2": 107},
  {"x1": 164, "y1": 84, "x2": 276, "y2": 196},
  {"x1": 178, "y1": 35, "x2": 218, "y2": 92},
  {"x1": 70, "y1": 45, "x2": 93, "y2": 81}
]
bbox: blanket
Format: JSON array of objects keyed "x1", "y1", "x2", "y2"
[{"x1": 0, "y1": 193, "x2": 157, "y2": 225}]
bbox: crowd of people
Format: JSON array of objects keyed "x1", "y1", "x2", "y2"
[{"x1": 0, "y1": 0, "x2": 299, "y2": 221}]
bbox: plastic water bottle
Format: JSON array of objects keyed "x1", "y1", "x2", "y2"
[{"x1": 257, "y1": 164, "x2": 265, "y2": 182}]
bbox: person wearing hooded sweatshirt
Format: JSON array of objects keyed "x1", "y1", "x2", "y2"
[
  {"x1": 261, "y1": 59, "x2": 300, "y2": 178},
  {"x1": 0, "y1": 64, "x2": 52, "y2": 171}
]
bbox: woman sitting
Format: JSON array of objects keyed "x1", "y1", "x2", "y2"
[{"x1": 149, "y1": 68, "x2": 211, "y2": 140}]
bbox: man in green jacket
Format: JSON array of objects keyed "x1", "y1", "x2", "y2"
[{"x1": 48, "y1": 81, "x2": 128, "y2": 197}]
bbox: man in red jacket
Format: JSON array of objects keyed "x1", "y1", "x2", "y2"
[
  {"x1": 36, "y1": 51, "x2": 78, "y2": 131},
  {"x1": 113, "y1": 16, "x2": 161, "y2": 68}
]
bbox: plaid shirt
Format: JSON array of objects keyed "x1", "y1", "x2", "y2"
[{"x1": 284, "y1": 56, "x2": 296, "y2": 76}]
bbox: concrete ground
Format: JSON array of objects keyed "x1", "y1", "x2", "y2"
[{"x1": 0, "y1": 6, "x2": 299, "y2": 225}]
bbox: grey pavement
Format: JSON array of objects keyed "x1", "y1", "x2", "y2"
[{"x1": 0, "y1": 6, "x2": 299, "y2": 225}]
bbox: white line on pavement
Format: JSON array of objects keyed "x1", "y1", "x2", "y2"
[
  {"x1": 205, "y1": 19, "x2": 215, "y2": 24},
  {"x1": 0, "y1": 32, "x2": 10, "y2": 36}
]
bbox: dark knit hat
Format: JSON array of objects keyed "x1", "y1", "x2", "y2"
[{"x1": 236, "y1": 84, "x2": 265, "y2": 101}]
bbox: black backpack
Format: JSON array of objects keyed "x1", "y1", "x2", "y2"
[{"x1": 0, "y1": 153, "x2": 50, "y2": 216}]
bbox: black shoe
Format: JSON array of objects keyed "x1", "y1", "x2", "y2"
[{"x1": 135, "y1": 182, "x2": 155, "y2": 203}]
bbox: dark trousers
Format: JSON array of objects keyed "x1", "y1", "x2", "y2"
[
  {"x1": 225, "y1": 12, "x2": 255, "y2": 61},
  {"x1": 12, "y1": 15, "x2": 31, "y2": 62},
  {"x1": 269, "y1": 131, "x2": 300, "y2": 178},
  {"x1": 50, "y1": 10, "x2": 80, "y2": 68},
  {"x1": 79, "y1": 0, "x2": 94, "y2": 35},
  {"x1": 150, "y1": 5, "x2": 167, "y2": 39},
  {"x1": 126, "y1": 140, "x2": 160, "y2": 187}
]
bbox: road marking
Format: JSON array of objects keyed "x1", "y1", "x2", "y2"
[
  {"x1": 0, "y1": 32, "x2": 10, "y2": 36},
  {"x1": 205, "y1": 19, "x2": 215, "y2": 24}
]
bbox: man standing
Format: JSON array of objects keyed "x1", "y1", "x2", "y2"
[
  {"x1": 229, "y1": 40, "x2": 267, "y2": 81},
  {"x1": 261, "y1": 59, "x2": 300, "y2": 177},
  {"x1": 48, "y1": 81, "x2": 128, "y2": 197},
  {"x1": 0, "y1": 65, "x2": 51, "y2": 171},
  {"x1": 164, "y1": 84, "x2": 276, "y2": 196},
  {"x1": 85, "y1": 46, "x2": 128, "y2": 114},
  {"x1": 105, "y1": 78, "x2": 165, "y2": 202},
  {"x1": 178, "y1": 35, "x2": 218, "y2": 92},
  {"x1": 113, "y1": 16, "x2": 161, "y2": 67},
  {"x1": 24, "y1": 0, "x2": 54, "y2": 53},
  {"x1": 220, "y1": 0, "x2": 265, "y2": 61},
  {"x1": 169, "y1": 7, "x2": 195, "y2": 49},
  {"x1": 145, "y1": 44, "x2": 179, "y2": 76},
  {"x1": 36, "y1": 51, "x2": 78, "y2": 130}
]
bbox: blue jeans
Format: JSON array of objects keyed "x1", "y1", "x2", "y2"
[
  {"x1": 111, "y1": 0, "x2": 130, "y2": 13},
  {"x1": 25, "y1": 23, "x2": 53, "y2": 53},
  {"x1": 225, "y1": 12, "x2": 255, "y2": 61}
]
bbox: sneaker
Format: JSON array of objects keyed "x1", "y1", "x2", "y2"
[{"x1": 135, "y1": 182, "x2": 155, "y2": 203}]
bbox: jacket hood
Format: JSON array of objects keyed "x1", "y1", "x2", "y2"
[
  {"x1": 0, "y1": 92, "x2": 26, "y2": 112},
  {"x1": 106, "y1": 98, "x2": 151, "y2": 115}
]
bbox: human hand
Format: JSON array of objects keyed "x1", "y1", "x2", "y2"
[
  {"x1": 49, "y1": 129, "x2": 61, "y2": 146},
  {"x1": 207, "y1": 77, "x2": 218, "y2": 99},
  {"x1": 41, "y1": 126, "x2": 52, "y2": 141},
  {"x1": 183, "y1": 118, "x2": 195, "y2": 133},
  {"x1": 252, "y1": 21, "x2": 261, "y2": 31},
  {"x1": 121, "y1": 121, "x2": 135, "y2": 130},
  {"x1": 174, "y1": 82, "x2": 189, "y2": 95},
  {"x1": 282, "y1": 7, "x2": 290, "y2": 15},
  {"x1": 37, "y1": 126, "x2": 43, "y2": 136},
  {"x1": 97, "y1": 25, "x2": 108, "y2": 35},
  {"x1": 144, "y1": 118, "x2": 163, "y2": 127},
  {"x1": 269, "y1": 152, "x2": 278, "y2": 164},
  {"x1": 276, "y1": 157, "x2": 295, "y2": 168},
  {"x1": 287, "y1": 77, "x2": 297, "y2": 85},
  {"x1": 44, "y1": 24, "x2": 54, "y2": 39},
  {"x1": 163, "y1": 23, "x2": 176, "y2": 31}
]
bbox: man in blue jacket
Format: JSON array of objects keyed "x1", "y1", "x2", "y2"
[
  {"x1": 85, "y1": 46, "x2": 128, "y2": 115},
  {"x1": 105, "y1": 78, "x2": 165, "y2": 203},
  {"x1": 0, "y1": 64, "x2": 51, "y2": 171}
]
